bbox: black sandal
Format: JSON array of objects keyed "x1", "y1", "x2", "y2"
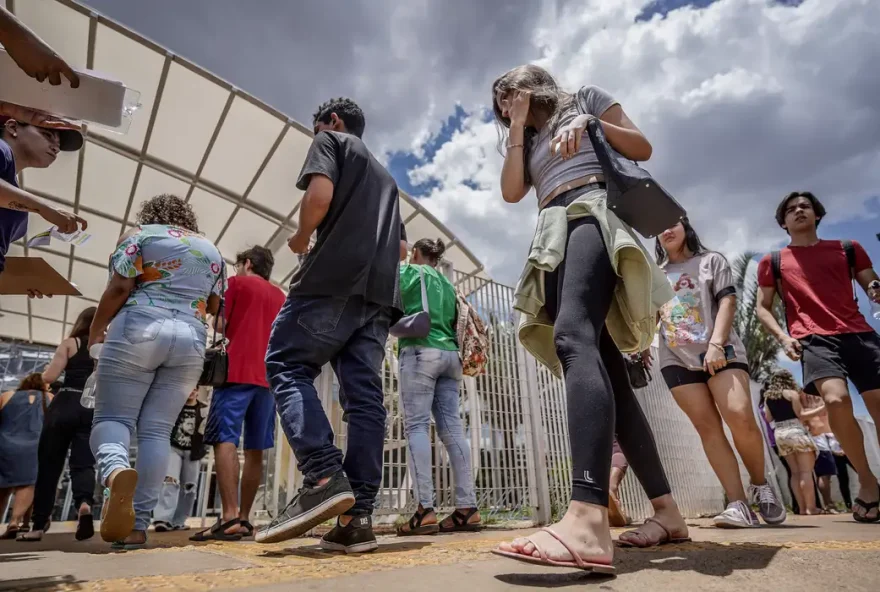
[
  {"x1": 1, "y1": 524, "x2": 26, "y2": 539},
  {"x1": 189, "y1": 518, "x2": 244, "y2": 541},
  {"x1": 397, "y1": 508, "x2": 439, "y2": 536},
  {"x1": 76, "y1": 514, "x2": 95, "y2": 541},
  {"x1": 853, "y1": 498, "x2": 880, "y2": 523},
  {"x1": 239, "y1": 520, "x2": 255, "y2": 537},
  {"x1": 439, "y1": 508, "x2": 482, "y2": 533}
]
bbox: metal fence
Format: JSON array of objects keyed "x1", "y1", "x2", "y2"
[{"x1": 10, "y1": 272, "x2": 880, "y2": 528}]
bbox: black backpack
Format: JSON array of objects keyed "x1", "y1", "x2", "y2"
[{"x1": 770, "y1": 240, "x2": 857, "y2": 330}]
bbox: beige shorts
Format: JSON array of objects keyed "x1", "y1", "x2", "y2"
[{"x1": 775, "y1": 419, "x2": 817, "y2": 456}]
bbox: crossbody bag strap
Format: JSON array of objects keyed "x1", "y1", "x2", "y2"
[
  {"x1": 212, "y1": 261, "x2": 227, "y2": 350},
  {"x1": 771, "y1": 250, "x2": 788, "y2": 331},
  {"x1": 418, "y1": 265, "x2": 430, "y2": 314},
  {"x1": 842, "y1": 240, "x2": 857, "y2": 302}
]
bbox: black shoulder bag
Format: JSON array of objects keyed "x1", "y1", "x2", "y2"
[
  {"x1": 199, "y1": 262, "x2": 228, "y2": 387},
  {"x1": 575, "y1": 88, "x2": 687, "y2": 238}
]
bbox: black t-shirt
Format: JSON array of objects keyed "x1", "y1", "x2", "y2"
[{"x1": 293, "y1": 131, "x2": 403, "y2": 315}]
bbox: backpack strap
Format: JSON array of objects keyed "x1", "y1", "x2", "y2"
[
  {"x1": 842, "y1": 240, "x2": 857, "y2": 302},
  {"x1": 770, "y1": 250, "x2": 788, "y2": 331}
]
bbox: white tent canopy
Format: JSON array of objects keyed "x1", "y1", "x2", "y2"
[{"x1": 0, "y1": 0, "x2": 486, "y2": 346}]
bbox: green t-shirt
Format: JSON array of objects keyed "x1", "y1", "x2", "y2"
[{"x1": 398, "y1": 264, "x2": 458, "y2": 352}]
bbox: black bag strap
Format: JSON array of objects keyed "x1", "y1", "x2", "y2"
[
  {"x1": 211, "y1": 262, "x2": 227, "y2": 350},
  {"x1": 842, "y1": 240, "x2": 857, "y2": 302},
  {"x1": 770, "y1": 250, "x2": 788, "y2": 331}
]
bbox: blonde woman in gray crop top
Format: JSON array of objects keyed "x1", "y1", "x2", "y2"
[{"x1": 490, "y1": 64, "x2": 690, "y2": 571}]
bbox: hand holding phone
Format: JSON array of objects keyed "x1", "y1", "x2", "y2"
[{"x1": 700, "y1": 343, "x2": 735, "y2": 376}]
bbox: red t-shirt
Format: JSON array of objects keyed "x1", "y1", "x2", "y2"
[
  {"x1": 224, "y1": 275, "x2": 286, "y2": 387},
  {"x1": 757, "y1": 239, "x2": 873, "y2": 340}
]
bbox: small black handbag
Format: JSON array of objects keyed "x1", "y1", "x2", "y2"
[
  {"x1": 625, "y1": 354, "x2": 652, "y2": 390},
  {"x1": 199, "y1": 262, "x2": 228, "y2": 387},
  {"x1": 575, "y1": 88, "x2": 687, "y2": 239}
]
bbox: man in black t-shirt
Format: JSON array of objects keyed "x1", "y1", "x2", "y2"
[{"x1": 258, "y1": 98, "x2": 405, "y2": 553}]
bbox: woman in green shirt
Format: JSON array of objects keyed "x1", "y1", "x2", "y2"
[{"x1": 396, "y1": 239, "x2": 481, "y2": 536}]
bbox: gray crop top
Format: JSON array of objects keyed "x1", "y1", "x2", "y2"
[{"x1": 528, "y1": 85, "x2": 617, "y2": 204}]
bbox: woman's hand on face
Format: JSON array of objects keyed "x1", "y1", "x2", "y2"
[
  {"x1": 550, "y1": 114, "x2": 593, "y2": 160},
  {"x1": 703, "y1": 344, "x2": 728, "y2": 376},
  {"x1": 502, "y1": 90, "x2": 530, "y2": 126}
]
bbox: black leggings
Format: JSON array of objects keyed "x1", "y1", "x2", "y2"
[
  {"x1": 544, "y1": 214, "x2": 671, "y2": 507},
  {"x1": 834, "y1": 454, "x2": 854, "y2": 508},
  {"x1": 31, "y1": 390, "x2": 96, "y2": 530}
]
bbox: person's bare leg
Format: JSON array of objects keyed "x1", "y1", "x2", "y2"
[
  {"x1": 213, "y1": 442, "x2": 242, "y2": 535},
  {"x1": 238, "y1": 449, "x2": 263, "y2": 528},
  {"x1": 672, "y1": 384, "x2": 747, "y2": 502},
  {"x1": 793, "y1": 452, "x2": 820, "y2": 514},
  {"x1": 783, "y1": 454, "x2": 806, "y2": 513},
  {"x1": 817, "y1": 475, "x2": 834, "y2": 510},
  {"x1": 817, "y1": 378, "x2": 879, "y2": 520},
  {"x1": 9, "y1": 486, "x2": 34, "y2": 525},
  {"x1": 710, "y1": 370, "x2": 767, "y2": 486}
]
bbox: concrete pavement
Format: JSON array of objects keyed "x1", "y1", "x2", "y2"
[{"x1": 0, "y1": 514, "x2": 878, "y2": 591}]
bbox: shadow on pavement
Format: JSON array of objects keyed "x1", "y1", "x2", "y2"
[
  {"x1": 261, "y1": 540, "x2": 432, "y2": 560},
  {"x1": 0, "y1": 529, "x2": 249, "y2": 555},
  {"x1": 0, "y1": 574, "x2": 85, "y2": 591},
  {"x1": 494, "y1": 541, "x2": 783, "y2": 588}
]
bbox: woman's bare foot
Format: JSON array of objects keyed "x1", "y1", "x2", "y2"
[
  {"x1": 113, "y1": 529, "x2": 147, "y2": 547},
  {"x1": 618, "y1": 495, "x2": 688, "y2": 547},
  {"x1": 854, "y1": 482, "x2": 880, "y2": 521},
  {"x1": 497, "y1": 501, "x2": 613, "y2": 565}
]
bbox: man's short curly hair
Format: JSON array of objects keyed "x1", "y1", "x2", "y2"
[
  {"x1": 136, "y1": 194, "x2": 200, "y2": 233},
  {"x1": 313, "y1": 97, "x2": 366, "y2": 138}
]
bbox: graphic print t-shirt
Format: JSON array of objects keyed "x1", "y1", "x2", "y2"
[
  {"x1": 291, "y1": 131, "x2": 403, "y2": 318},
  {"x1": 170, "y1": 404, "x2": 198, "y2": 451},
  {"x1": 658, "y1": 252, "x2": 747, "y2": 370}
]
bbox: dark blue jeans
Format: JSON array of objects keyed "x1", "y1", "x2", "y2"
[{"x1": 265, "y1": 294, "x2": 392, "y2": 515}]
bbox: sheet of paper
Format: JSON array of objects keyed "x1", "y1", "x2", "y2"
[{"x1": 26, "y1": 226, "x2": 93, "y2": 248}]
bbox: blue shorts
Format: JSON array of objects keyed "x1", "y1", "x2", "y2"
[{"x1": 205, "y1": 384, "x2": 276, "y2": 450}]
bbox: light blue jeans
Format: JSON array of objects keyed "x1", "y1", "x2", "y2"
[
  {"x1": 153, "y1": 447, "x2": 200, "y2": 528},
  {"x1": 399, "y1": 346, "x2": 477, "y2": 509},
  {"x1": 90, "y1": 307, "x2": 206, "y2": 531}
]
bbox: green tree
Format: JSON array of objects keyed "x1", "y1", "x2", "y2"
[{"x1": 731, "y1": 251, "x2": 786, "y2": 382}]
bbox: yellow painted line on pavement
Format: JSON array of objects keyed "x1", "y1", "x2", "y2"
[{"x1": 55, "y1": 538, "x2": 880, "y2": 592}]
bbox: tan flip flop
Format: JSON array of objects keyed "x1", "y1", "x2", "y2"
[
  {"x1": 100, "y1": 468, "x2": 138, "y2": 543},
  {"x1": 492, "y1": 527, "x2": 616, "y2": 573},
  {"x1": 608, "y1": 493, "x2": 629, "y2": 528},
  {"x1": 616, "y1": 516, "x2": 691, "y2": 548}
]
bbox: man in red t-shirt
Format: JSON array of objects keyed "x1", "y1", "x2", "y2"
[
  {"x1": 195, "y1": 246, "x2": 285, "y2": 540},
  {"x1": 756, "y1": 191, "x2": 880, "y2": 523}
]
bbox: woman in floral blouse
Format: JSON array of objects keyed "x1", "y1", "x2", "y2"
[{"x1": 88, "y1": 194, "x2": 224, "y2": 548}]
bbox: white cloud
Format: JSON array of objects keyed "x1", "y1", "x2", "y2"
[{"x1": 406, "y1": 0, "x2": 880, "y2": 284}]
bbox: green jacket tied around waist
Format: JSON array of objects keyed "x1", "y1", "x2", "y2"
[{"x1": 513, "y1": 189, "x2": 673, "y2": 378}]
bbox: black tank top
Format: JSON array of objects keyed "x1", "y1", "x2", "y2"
[
  {"x1": 62, "y1": 337, "x2": 94, "y2": 391},
  {"x1": 765, "y1": 396, "x2": 797, "y2": 422}
]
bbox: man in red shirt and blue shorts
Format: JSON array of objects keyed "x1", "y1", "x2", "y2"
[
  {"x1": 193, "y1": 246, "x2": 285, "y2": 541},
  {"x1": 756, "y1": 191, "x2": 880, "y2": 524}
]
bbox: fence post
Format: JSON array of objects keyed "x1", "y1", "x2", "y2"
[{"x1": 518, "y1": 343, "x2": 552, "y2": 525}]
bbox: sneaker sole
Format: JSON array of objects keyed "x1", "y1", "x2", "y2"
[
  {"x1": 100, "y1": 468, "x2": 138, "y2": 543},
  {"x1": 761, "y1": 513, "x2": 788, "y2": 525},
  {"x1": 713, "y1": 518, "x2": 759, "y2": 529},
  {"x1": 255, "y1": 492, "x2": 355, "y2": 544},
  {"x1": 320, "y1": 538, "x2": 379, "y2": 554}
]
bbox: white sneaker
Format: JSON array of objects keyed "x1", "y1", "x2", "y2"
[
  {"x1": 750, "y1": 483, "x2": 787, "y2": 525},
  {"x1": 713, "y1": 501, "x2": 760, "y2": 529}
]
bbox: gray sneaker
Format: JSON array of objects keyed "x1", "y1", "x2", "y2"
[
  {"x1": 713, "y1": 501, "x2": 760, "y2": 529},
  {"x1": 750, "y1": 483, "x2": 787, "y2": 525}
]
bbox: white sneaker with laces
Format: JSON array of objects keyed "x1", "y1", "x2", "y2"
[
  {"x1": 750, "y1": 483, "x2": 787, "y2": 525},
  {"x1": 713, "y1": 500, "x2": 760, "y2": 529}
]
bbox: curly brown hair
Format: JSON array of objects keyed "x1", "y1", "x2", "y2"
[
  {"x1": 136, "y1": 194, "x2": 200, "y2": 233},
  {"x1": 762, "y1": 369, "x2": 800, "y2": 401}
]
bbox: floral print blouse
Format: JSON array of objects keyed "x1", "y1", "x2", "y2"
[{"x1": 110, "y1": 224, "x2": 225, "y2": 322}]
